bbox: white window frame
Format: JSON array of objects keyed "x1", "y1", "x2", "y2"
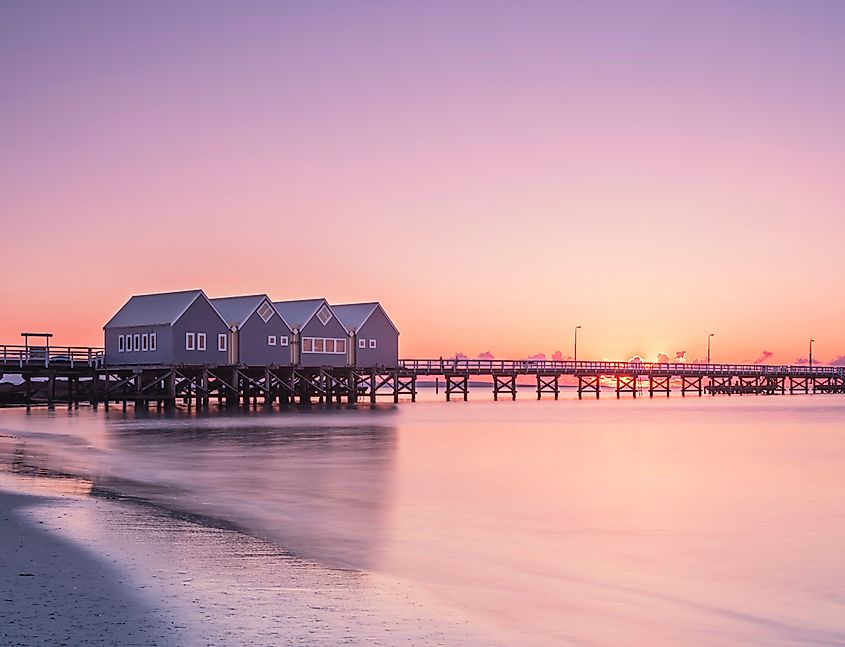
[
  {"x1": 257, "y1": 301, "x2": 274, "y2": 323},
  {"x1": 141, "y1": 333, "x2": 149, "y2": 352},
  {"x1": 280, "y1": 336, "x2": 289, "y2": 346},
  {"x1": 150, "y1": 333, "x2": 157, "y2": 352},
  {"x1": 358, "y1": 338, "x2": 366, "y2": 349},
  {"x1": 316, "y1": 305, "x2": 332, "y2": 326},
  {"x1": 197, "y1": 332, "x2": 207, "y2": 351},
  {"x1": 268, "y1": 335, "x2": 277, "y2": 346},
  {"x1": 118, "y1": 335, "x2": 125, "y2": 352},
  {"x1": 133, "y1": 334, "x2": 141, "y2": 352},
  {"x1": 302, "y1": 337, "x2": 347, "y2": 354},
  {"x1": 369, "y1": 339, "x2": 377, "y2": 349},
  {"x1": 186, "y1": 332, "x2": 196, "y2": 351},
  {"x1": 218, "y1": 333, "x2": 227, "y2": 352}
]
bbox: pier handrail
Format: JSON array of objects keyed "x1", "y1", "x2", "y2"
[
  {"x1": 398, "y1": 358, "x2": 845, "y2": 378},
  {"x1": 0, "y1": 345, "x2": 104, "y2": 369}
]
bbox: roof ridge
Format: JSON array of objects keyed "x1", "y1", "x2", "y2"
[{"x1": 210, "y1": 294, "x2": 267, "y2": 301}]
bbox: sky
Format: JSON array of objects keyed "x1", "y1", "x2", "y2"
[{"x1": 2, "y1": 1, "x2": 844, "y2": 364}]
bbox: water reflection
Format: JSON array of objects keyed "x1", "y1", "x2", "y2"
[
  {"x1": 0, "y1": 405, "x2": 398, "y2": 569},
  {"x1": 4, "y1": 397, "x2": 845, "y2": 646}
]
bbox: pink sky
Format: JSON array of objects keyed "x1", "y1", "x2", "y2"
[{"x1": 2, "y1": 2, "x2": 844, "y2": 363}]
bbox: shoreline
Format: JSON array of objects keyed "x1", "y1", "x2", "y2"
[
  {"x1": 0, "y1": 468, "x2": 503, "y2": 647},
  {"x1": 0, "y1": 484, "x2": 181, "y2": 646}
]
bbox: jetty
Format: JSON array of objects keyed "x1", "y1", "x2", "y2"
[{"x1": 2, "y1": 344, "x2": 844, "y2": 409}]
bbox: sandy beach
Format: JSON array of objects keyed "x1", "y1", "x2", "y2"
[
  {"x1": 0, "y1": 465, "x2": 500, "y2": 647},
  {"x1": 0, "y1": 487, "x2": 180, "y2": 646}
]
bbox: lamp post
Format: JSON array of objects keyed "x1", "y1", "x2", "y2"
[
  {"x1": 707, "y1": 333, "x2": 714, "y2": 364},
  {"x1": 809, "y1": 338, "x2": 814, "y2": 371},
  {"x1": 574, "y1": 325, "x2": 582, "y2": 365}
]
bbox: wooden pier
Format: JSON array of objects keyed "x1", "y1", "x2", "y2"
[{"x1": 2, "y1": 346, "x2": 844, "y2": 409}]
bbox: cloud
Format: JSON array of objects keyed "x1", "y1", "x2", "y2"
[
  {"x1": 551, "y1": 350, "x2": 563, "y2": 360},
  {"x1": 830, "y1": 356, "x2": 845, "y2": 366},
  {"x1": 478, "y1": 351, "x2": 494, "y2": 360},
  {"x1": 528, "y1": 353, "x2": 546, "y2": 360},
  {"x1": 753, "y1": 350, "x2": 773, "y2": 364},
  {"x1": 794, "y1": 357, "x2": 827, "y2": 365},
  {"x1": 455, "y1": 352, "x2": 468, "y2": 360},
  {"x1": 656, "y1": 353, "x2": 671, "y2": 363},
  {"x1": 675, "y1": 351, "x2": 686, "y2": 360}
]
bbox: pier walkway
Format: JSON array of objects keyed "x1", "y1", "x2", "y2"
[{"x1": 2, "y1": 345, "x2": 844, "y2": 408}]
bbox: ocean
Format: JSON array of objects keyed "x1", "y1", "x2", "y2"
[{"x1": 2, "y1": 391, "x2": 845, "y2": 646}]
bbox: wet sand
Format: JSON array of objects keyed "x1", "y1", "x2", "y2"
[
  {"x1": 0, "y1": 488, "x2": 180, "y2": 646},
  {"x1": 0, "y1": 472, "x2": 502, "y2": 647}
]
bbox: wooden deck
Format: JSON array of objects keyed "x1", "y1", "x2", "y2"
[
  {"x1": 399, "y1": 358, "x2": 843, "y2": 378},
  {"x1": 2, "y1": 345, "x2": 844, "y2": 407}
]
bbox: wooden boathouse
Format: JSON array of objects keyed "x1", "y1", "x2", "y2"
[
  {"x1": 210, "y1": 295, "x2": 293, "y2": 366},
  {"x1": 331, "y1": 302, "x2": 399, "y2": 368}
]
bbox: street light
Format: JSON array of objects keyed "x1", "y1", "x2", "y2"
[
  {"x1": 707, "y1": 333, "x2": 714, "y2": 364},
  {"x1": 809, "y1": 338, "x2": 815, "y2": 371},
  {"x1": 574, "y1": 326, "x2": 582, "y2": 364}
]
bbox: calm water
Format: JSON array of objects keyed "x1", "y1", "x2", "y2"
[{"x1": 2, "y1": 392, "x2": 845, "y2": 646}]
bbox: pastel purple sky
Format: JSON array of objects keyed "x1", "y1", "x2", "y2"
[{"x1": 2, "y1": 1, "x2": 844, "y2": 363}]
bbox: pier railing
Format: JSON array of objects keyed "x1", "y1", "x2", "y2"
[
  {"x1": 399, "y1": 358, "x2": 845, "y2": 378},
  {"x1": 0, "y1": 345, "x2": 104, "y2": 369}
]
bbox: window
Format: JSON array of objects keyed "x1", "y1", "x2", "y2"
[
  {"x1": 302, "y1": 338, "x2": 346, "y2": 354},
  {"x1": 369, "y1": 339, "x2": 377, "y2": 349},
  {"x1": 280, "y1": 336, "x2": 289, "y2": 346},
  {"x1": 197, "y1": 333, "x2": 207, "y2": 351},
  {"x1": 316, "y1": 305, "x2": 332, "y2": 326},
  {"x1": 133, "y1": 334, "x2": 141, "y2": 352},
  {"x1": 150, "y1": 333, "x2": 157, "y2": 352},
  {"x1": 118, "y1": 335, "x2": 125, "y2": 352},
  {"x1": 218, "y1": 333, "x2": 227, "y2": 352},
  {"x1": 268, "y1": 335, "x2": 277, "y2": 346},
  {"x1": 141, "y1": 334, "x2": 149, "y2": 352},
  {"x1": 257, "y1": 301, "x2": 274, "y2": 323},
  {"x1": 358, "y1": 338, "x2": 366, "y2": 349},
  {"x1": 186, "y1": 332, "x2": 196, "y2": 351}
]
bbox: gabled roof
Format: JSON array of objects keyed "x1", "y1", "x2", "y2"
[
  {"x1": 104, "y1": 289, "x2": 222, "y2": 329},
  {"x1": 210, "y1": 294, "x2": 289, "y2": 329},
  {"x1": 273, "y1": 298, "x2": 338, "y2": 332},
  {"x1": 332, "y1": 302, "x2": 400, "y2": 335}
]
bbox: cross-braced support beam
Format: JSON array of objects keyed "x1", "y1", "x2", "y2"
[
  {"x1": 493, "y1": 374, "x2": 517, "y2": 401},
  {"x1": 735, "y1": 376, "x2": 758, "y2": 395},
  {"x1": 577, "y1": 375, "x2": 601, "y2": 399},
  {"x1": 789, "y1": 376, "x2": 810, "y2": 394},
  {"x1": 616, "y1": 375, "x2": 638, "y2": 398},
  {"x1": 681, "y1": 375, "x2": 703, "y2": 397},
  {"x1": 396, "y1": 373, "x2": 417, "y2": 402},
  {"x1": 370, "y1": 371, "x2": 397, "y2": 402},
  {"x1": 446, "y1": 374, "x2": 468, "y2": 401},
  {"x1": 648, "y1": 375, "x2": 670, "y2": 398},
  {"x1": 536, "y1": 374, "x2": 559, "y2": 400},
  {"x1": 709, "y1": 376, "x2": 733, "y2": 395}
]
